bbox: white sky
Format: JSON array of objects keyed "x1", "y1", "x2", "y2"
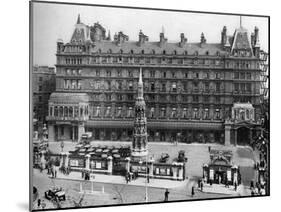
[{"x1": 32, "y1": 2, "x2": 269, "y2": 66}]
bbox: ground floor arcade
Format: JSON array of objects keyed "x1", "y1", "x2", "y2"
[{"x1": 47, "y1": 120, "x2": 262, "y2": 146}]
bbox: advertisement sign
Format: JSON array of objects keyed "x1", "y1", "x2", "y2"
[
  {"x1": 209, "y1": 169, "x2": 214, "y2": 180},
  {"x1": 96, "y1": 162, "x2": 101, "y2": 169},
  {"x1": 70, "y1": 159, "x2": 78, "y2": 167},
  {"x1": 227, "y1": 170, "x2": 232, "y2": 181}
]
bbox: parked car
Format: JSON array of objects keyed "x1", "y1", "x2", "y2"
[
  {"x1": 44, "y1": 187, "x2": 66, "y2": 201},
  {"x1": 178, "y1": 150, "x2": 188, "y2": 162},
  {"x1": 160, "y1": 153, "x2": 169, "y2": 163}
]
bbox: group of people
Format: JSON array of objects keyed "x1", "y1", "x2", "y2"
[
  {"x1": 81, "y1": 170, "x2": 91, "y2": 180},
  {"x1": 59, "y1": 166, "x2": 70, "y2": 175},
  {"x1": 125, "y1": 171, "x2": 139, "y2": 183},
  {"x1": 250, "y1": 180, "x2": 266, "y2": 196},
  {"x1": 47, "y1": 164, "x2": 58, "y2": 178}
]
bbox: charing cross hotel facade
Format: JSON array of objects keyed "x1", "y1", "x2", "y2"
[{"x1": 46, "y1": 15, "x2": 268, "y2": 146}]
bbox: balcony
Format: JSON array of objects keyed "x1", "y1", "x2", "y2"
[{"x1": 46, "y1": 116, "x2": 89, "y2": 122}]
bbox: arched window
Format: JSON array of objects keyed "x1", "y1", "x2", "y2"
[
  {"x1": 59, "y1": 106, "x2": 63, "y2": 117},
  {"x1": 163, "y1": 50, "x2": 166, "y2": 55},
  {"x1": 49, "y1": 107, "x2": 53, "y2": 116},
  {"x1": 80, "y1": 107, "x2": 83, "y2": 117},
  {"x1": 69, "y1": 107, "x2": 73, "y2": 117},
  {"x1": 141, "y1": 49, "x2": 145, "y2": 54},
  {"x1": 54, "y1": 106, "x2": 58, "y2": 117},
  {"x1": 130, "y1": 49, "x2": 134, "y2": 54},
  {"x1": 64, "y1": 107, "x2": 68, "y2": 117},
  {"x1": 74, "y1": 106, "x2": 79, "y2": 117}
]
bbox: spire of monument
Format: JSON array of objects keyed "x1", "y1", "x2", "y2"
[
  {"x1": 77, "y1": 14, "x2": 81, "y2": 24},
  {"x1": 139, "y1": 67, "x2": 143, "y2": 84},
  {"x1": 137, "y1": 67, "x2": 144, "y2": 98}
]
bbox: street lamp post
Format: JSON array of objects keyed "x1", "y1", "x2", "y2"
[{"x1": 60, "y1": 140, "x2": 64, "y2": 153}]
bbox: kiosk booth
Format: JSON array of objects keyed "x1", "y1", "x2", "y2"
[{"x1": 203, "y1": 150, "x2": 241, "y2": 185}]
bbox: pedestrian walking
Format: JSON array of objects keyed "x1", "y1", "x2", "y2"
[
  {"x1": 200, "y1": 181, "x2": 204, "y2": 192},
  {"x1": 164, "y1": 189, "x2": 169, "y2": 202},
  {"x1": 37, "y1": 198, "x2": 41, "y2": 208},
  {"x1": 197, "y1": 179, "x2": 201, "y2": 188},
  {"x1": 125, "y1": 172, "x2": 129, "y2": 184},
  {"x1": 51, "y1": 167, "x2": 54, "y2": 178},
  {"x1": 191, "y1": 186, "x2": 195, "y2": 197},
  {"x1": 234, "y1": 182, "x2": 237, "y2": 191},
  {"x1": 250, "y1": 181, "x2": 254, "y2": 189}
]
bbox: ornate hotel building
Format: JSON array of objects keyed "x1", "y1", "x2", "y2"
[{"x1": 47, "y1": 15, "x2": 268, "y2": 145}]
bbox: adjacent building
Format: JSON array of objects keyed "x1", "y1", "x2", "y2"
[
  {"x1": 47, "y1": 15, "x2": 268, "y2": 145},
  {"x1": 33, "y1": 65, "x2": 56, "y2": 134}
]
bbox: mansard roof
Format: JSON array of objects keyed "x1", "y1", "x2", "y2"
[
  {"x1": 231, "y1": 26, "x2": 253, "y2": 53},
  {"x1": 91, "y1": 41, "x2": 227, "y2": 56}
]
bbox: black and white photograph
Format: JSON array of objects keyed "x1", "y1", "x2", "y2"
[{"x1": 30, "y1": 0, "x2": 269, "y2": 211}]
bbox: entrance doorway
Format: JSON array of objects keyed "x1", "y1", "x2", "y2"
[
  {"x1": 214, "y1": 170, "x2": 227, "y2": 184},
  {"x1": 237, "y1": 127, "x2": 250, "y2": 145}
]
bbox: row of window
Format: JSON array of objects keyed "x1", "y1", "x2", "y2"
[
  {"x1": 94, "y1": 69, "x2": 224, "y2": 79},
  {"x1": 92, "y1": 106, "x2": 222, "y2": 120},
  {"x1": 90, "y1": 80, "x2": 224, "y2": 93},
  {"x1": 64, "y1": 79, "x2": 82, "y2": 90},
  {"x1": 61, "y1": 55, "x2": 258, "y2": 69},
  {"x1": 65, "y1": 58, "x2": 83, "y2": 65},
  {"x1": 95, "y1": 48, "x2": 222, "y2": 56},
  {"x1": 91, "y1": 56, "x2": 222, "y2": 66},
  {"x1": 234, "y1": 72, "x2": 252, "y2": 80},
  {"x1": 91, "y1": 93, "x2": 226, "y2": 103},
  {"x1": 234, "y1": 83, "x2": 252, "y2": 93},
  {"x1": 49, "y1": 105, "x2": 89, "y2": 118}
]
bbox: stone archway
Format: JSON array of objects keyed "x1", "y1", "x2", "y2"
[{"x1": 237, "y1": 127, "x2": 250, "y2": 145}]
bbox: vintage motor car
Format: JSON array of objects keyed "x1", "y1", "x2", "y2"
[
  {"x1": 160, "y1": 153, "x2": 170, "y2": 163},
  {"x1": 44, "y1": 187, "x2": 66, "y2": 201},
  {"x1": 178, "y1": 150, "x2": 188, "y2": 162}
]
